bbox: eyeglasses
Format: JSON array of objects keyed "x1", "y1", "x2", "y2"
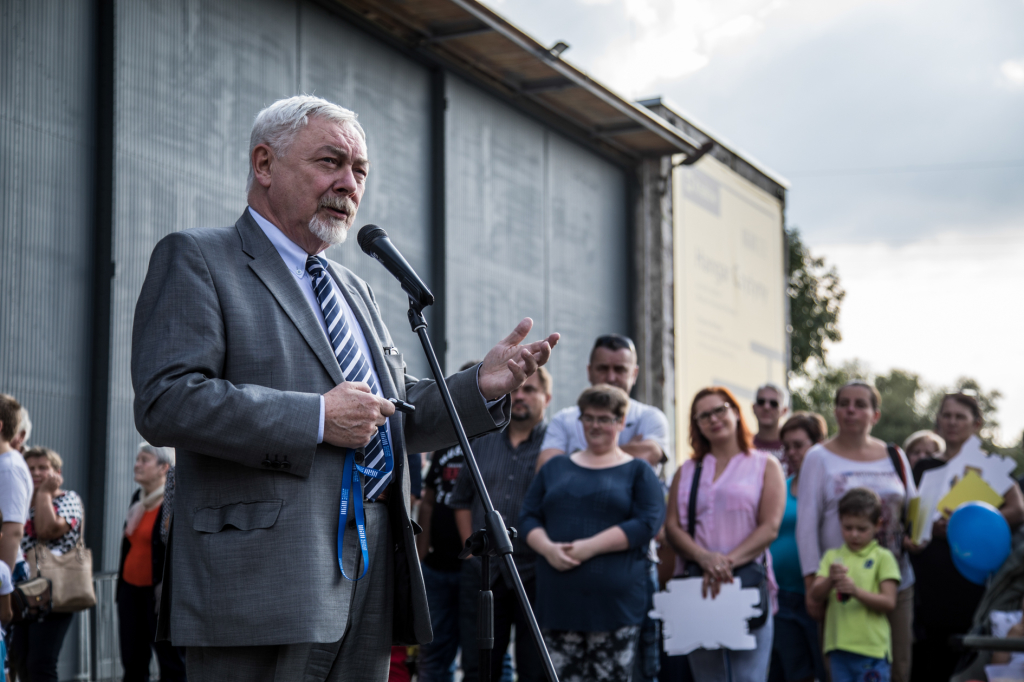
[
  {"x1": 696, "y1": 404, "x2": 731, "y2": 425},
  {"x1": 580, "y1": 414, "x2": 619, "y2": 426},
  {"x1": 755, "y1": 398, "x2": 780, "y2": 409}
]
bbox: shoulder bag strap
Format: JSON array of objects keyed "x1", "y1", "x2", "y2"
[
  {"x1": 687, "y1": 457, "x2": 703, "y2": 538},
  {"x1": 886, "y1": 443, "x2": 907, "y2": 490},
  {"x1": 887, "y1": 444, "x2": 909, "y2": 528}
]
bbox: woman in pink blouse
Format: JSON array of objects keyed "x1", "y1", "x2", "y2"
[{"x1": 665, "y1": 387, "x2": 786, "y2": 682}]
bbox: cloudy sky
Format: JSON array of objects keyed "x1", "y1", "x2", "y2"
[{"x1": 483, "y1": 0, "x2": 1024, "y2": 443}]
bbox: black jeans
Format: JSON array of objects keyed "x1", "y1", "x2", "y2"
[
  {"x1": 459, "y1": 558, "x2": 544, "y2": 682},
  {"x1": 117, "y1": 581, "x2": 187, "y2": 682},
  {"x1": 9, "y1": 611, "x2": 73, "y2": 682}
]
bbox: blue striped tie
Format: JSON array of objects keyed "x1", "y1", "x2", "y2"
[{"x1": 306, "y1": 255, "x2": 391, "y2": 499}]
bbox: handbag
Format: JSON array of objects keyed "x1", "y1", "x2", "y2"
[
  {"x1": 27, "y1": 523, "x2": 97, "y2": 613},
  {"x1": 11, "y1": 575, "x2": 52, "y2": 623},
  {"x1": 683, "y1": 456, "x2": 770, "y2": 630}
]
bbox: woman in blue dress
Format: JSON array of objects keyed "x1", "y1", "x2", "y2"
[{"x1": 521, "y1": 384, "x2": 665, "y2": 682}]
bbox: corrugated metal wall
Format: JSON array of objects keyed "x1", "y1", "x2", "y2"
[
  {"x1": 0, "y1": 1, "x2": 97, "y2": 678},
  {"x1": 444, "y1": 76, "x2": 629, "y2": 411},
  {"x1": 0, "y1": 0, "x2": 95, "y2": 509}
]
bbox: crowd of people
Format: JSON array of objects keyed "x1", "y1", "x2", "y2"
[
  {"x1": 1, "y1": 333, "x2": 1019, "y2": 682},
  {"x1": 414, "y1": 337, "x2": 1019, "y2": 682},
  {"x1": 0, "y1": 394, "x2": 186, "y2": 681}
]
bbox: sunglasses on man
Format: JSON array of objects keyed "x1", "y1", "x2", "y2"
[{"x1": 755, "y1": 398, "x2": 780, "y2": 409}]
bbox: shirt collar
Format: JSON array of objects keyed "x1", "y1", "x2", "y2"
[
  {"x1": 503, "y1": 421, "x2": 546, "y2": 446},
  {"x1": 248, "y1": 206, "x2": 317, "y2": 278},
  {"x1": 846, "y1": 539, "x2": 879, "y2": 557}
]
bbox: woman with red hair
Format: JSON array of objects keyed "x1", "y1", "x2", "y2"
[{"x1": 665, "y1": 387, "x2": 786, "y2": 682}]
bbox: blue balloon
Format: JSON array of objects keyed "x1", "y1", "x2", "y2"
[
  {"x1": 948, "y1": 501, "x2": 1012, "y2": 582},
  {"x1": 951, "y1": 551, "x2": 989, "y2": 586}
]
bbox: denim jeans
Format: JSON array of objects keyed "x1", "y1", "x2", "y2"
[
  {"x1": 829, "y1": 650, "x2": 890, "y2": 682},
  {"x1": 687, "y1": 611, "x2": 774, "y2": 682},
  {"x1": 419, "y1": 564, "x2": 463, "y2": 682},
  {"x1": 9, "y1": 611, "x2": 73, "y2": 682}
]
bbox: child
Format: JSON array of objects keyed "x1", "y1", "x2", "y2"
[
  {"x1": 810, "y1": 488, "x2": 901, "y2": 682},
  {"x1": 1, "y1": 509, "x2": 15, "y2": 681}
]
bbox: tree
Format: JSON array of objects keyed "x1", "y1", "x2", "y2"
[
  {"x1": 787, "y1": 227, "x2": 845, "y2": 376},
  {"x1": 873, "y1": 370, "x2": 934, "y2": 445}
]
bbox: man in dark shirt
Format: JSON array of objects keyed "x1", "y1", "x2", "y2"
[
  {"x1": 449, "y1": 367, "x2": 552, "y2": 682},
  {"x1": 416, "y1": 444, "x2": 468, "y2": 681},
  {"x1": 415, "y1": 361, "x2": 477, "y2": 682}
]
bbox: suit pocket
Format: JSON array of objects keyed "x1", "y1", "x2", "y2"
[
  {"x1": 384, "y1": 353, "x2": 407, "y2": 399},
  {"x1": 192, "y1": 500, "x2": 283, "y2": 533}
]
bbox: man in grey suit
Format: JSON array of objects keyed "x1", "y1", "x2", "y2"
[{"x1": 131, "y1": 95, "x2": 558, "y2": 682}]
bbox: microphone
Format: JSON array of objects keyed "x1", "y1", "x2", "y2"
[{"x1": 357, "y1": 225, "x2": 435, "y2": 308}]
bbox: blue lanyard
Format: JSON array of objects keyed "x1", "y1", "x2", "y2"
[{"x1": 337, "y1": 425, "x2": 394, "y2": 581}]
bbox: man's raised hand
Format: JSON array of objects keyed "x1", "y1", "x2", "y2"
[
  {"x1": 323, "y1": 381, "x2": 396, "y2": 449},
  {"x1": 477, "y1": 318, "x2": 559, "y2": 401}
]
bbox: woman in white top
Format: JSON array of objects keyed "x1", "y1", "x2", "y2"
[{"x1": 795, "y1": 381, "x2": 916, "y2": 682}]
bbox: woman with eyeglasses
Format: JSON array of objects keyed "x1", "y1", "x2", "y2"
[
  {"x1": 909, "y1": 393, "x2": 1024, "y2": 682},
  {"x1": 664, "y1": 387, "x2": 786, "y2": 682},
  {"x1": 521, "y1": 384, "x2": 665, "y2": 682},
  {"x1": 795, "y1": 381, "x2": 917, "y2": 682}
]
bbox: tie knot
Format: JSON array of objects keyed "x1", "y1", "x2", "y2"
[{"x1": 305, "y1": 255, "x2": 326, "y2": 280}]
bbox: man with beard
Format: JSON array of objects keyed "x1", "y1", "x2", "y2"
[
  {"x1": 449, "y1": 367, "x2": 553, "y2": 682},
  {"x1": 131, "y1": 96, "x2": 558, "y2": 682}
]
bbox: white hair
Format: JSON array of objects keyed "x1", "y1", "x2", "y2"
[
  {"x1": 138, "y1": 441, "x2": 175, "y2": 468},
  {"x1": 903, "y1": 429, "x2": 946, "y2": 456},
  {"x1": 246, "y1": 95, "x2": 365, "y2": 193},
  {"x1": 17, "y1": 407, "x2": 31, "y2": 440},
  {"x1": 756, "y1": 382, "x2": 790, "y2": 408}
]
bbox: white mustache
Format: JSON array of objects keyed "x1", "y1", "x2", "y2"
[{"x1": 319, "y1": 194, "x2": 356, "y2": 216}]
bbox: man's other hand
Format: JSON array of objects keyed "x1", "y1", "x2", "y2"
[
  {"x1": 478, "y1": 318, "x2": 559, "y2": 401},
  {"x1": 323, "y1": 382, "x2": 396, "y2": 449}
]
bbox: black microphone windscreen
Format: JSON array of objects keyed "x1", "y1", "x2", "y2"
[{"x1": 357, "y1": 224, "x2": 387, "y2": 254}]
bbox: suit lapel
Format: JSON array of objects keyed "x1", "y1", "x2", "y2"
[{"x1": 236, "y1": 212, "x2": 344, "y2": 385}]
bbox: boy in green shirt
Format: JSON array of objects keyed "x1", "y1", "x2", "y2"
[{"x1": 809, "y1": 488, "x2": 901, "y2": 682}]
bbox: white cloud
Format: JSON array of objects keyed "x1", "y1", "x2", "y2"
[
  {"x1": 1000, "y1": 58, "x2": 1024, "y2": 88},
  {"x1": 579, "y1": 0, "x2": 893, "y2": 97},
  {"x1": 819, "y1": 229, "x2": 1024, "y2": 445}
]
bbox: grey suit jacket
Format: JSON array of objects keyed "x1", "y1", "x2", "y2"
[{"x1": 131, "y1": 210, "x2": 508, "y2": 647}]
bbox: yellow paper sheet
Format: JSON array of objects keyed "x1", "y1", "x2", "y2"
[
  {"x1": 907, "y1": 497, "x2": 921, "y2": 541},
  {"x1": 936, "y1": 469, "x2": 1004, "y2": 519}
]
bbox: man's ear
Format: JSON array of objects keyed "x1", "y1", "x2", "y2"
[{"x1": 251, "y1": 144, "x2": 275, "y2": 188}]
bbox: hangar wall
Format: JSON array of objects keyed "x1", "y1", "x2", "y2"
[{"x1": 444, "y1": 75, "x2": 629, "y2": 410}]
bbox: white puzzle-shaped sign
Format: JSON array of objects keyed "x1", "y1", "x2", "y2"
[{"x1": 650, "y1": 577, "x2": 762, "y2": 655}]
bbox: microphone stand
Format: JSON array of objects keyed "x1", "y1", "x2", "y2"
[{"x1": 406, "y1": 298, "x2": 559, "y2": 682}]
